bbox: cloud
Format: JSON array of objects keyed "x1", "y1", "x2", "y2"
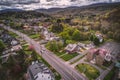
[{"x1": 0, "y1": 0, "x2": 119, "y2": 10}]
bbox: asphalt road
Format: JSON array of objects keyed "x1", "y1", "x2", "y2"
[{"x1": 4, "y1": 26, "x2": 87, "y2": 80}]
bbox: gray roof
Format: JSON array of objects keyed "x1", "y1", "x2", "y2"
[
  {"x1": 29, "y1": 63, "x2": 43, "y2": 77},
  {"x1": 28, "y1": 62, "x2": 55, "y2": 80}
]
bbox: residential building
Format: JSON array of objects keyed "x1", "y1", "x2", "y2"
[
  {"x1": 32, "y1": 26, "x2": 41, "y2": 33},
  {"x1": 27, "y1": 61, "x2": 55, "y2": 80},
  {"x1": 65, "y1": 44, "x2": 78, "y2": 53},
  {"x1": 11, "y1": 44, "x2": 22, "y2": 51},
  {"x1": 0, "y1": 34, "x2": 12, "y2": 43},
  {"x1": 40, "y1": 26, "x2": 60, "y2": 41},
  {"x1": 65, "y1": 42, "x2": 94, "y2": 53},
  {"x1": 11, "y1": 39, "x2": 20, "y2": 46},
  {"x1": 87, "y1": 48, "x2": 112, "y2": 66},
  {"x1": 23, "y1": 25, "x2": 31, "y2": 31},
  {"x1": 0, "y1": 49, "x2": 17, "y2": 63},
  {"x1": 95, "y1": 33, "x2": 104, "y2": 43}
]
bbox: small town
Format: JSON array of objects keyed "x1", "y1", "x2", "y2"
[{"x1": 0, "y1": 0, "x2": 120, "y2": 80}]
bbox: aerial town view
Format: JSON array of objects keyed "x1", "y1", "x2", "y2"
[{"x1": 0, "y1": 0, "x2": 120, "y2": 80}]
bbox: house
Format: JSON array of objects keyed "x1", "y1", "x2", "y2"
[
  {"x1": 23, "y1": 25, "x2": 31, "y2": 30},
  {"x1": 32, "y1": 26, "x2": 41, "y2": 33},
  {"x1": 65, "y1": 42, "x2": 94, "y2": 54},
  {"x1": 65, "y1": 44, "x2": 78, "y2": 53},
  {"x1": 0, "y1": 34, "x2": 12, "y2": 43},
  {"x1": 83, "y1": 26, "x2": 89, "y2": 31},
  {"x1": 0, "y1": 49, "x2": 17, "y2": 63},
  {"x1": 40, "y1": 27, "x2": 60, "y2": 41},
  {"x1": 87, "y1": 48, "x2": 112, "y2": 66},
  {"x1": 95, "y1": 33, "x2": 104, "y2": 43},
  {"x1": 27, "y1": 61, "x2": 55, "y2": 80},
  {"x1": 11, "y1": 45, "x2": 22, "y2": 51},
  {"x1": 11, "y1": 39, "x2": 20, "y2": 46},
  {"x1": 10, "y1": 38, "x2": 22, "y2": 51},
  {"x1": 86, "y1": 42, "x2": 95, "y2": 49}
]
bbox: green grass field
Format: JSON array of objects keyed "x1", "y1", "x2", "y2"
[
  {"x1": 29, "y1": 34, "x2": 40, "y2": 39},
  {"x1": 76, "y1": 63, "x2": 100, "y2": 80},
  {"x1": 60, "y1": 53, "x2": 79, "y2": 61}
]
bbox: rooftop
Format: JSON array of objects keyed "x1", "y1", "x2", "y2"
[{"x1": 28, "y1": 61, "x2": 55, "y2": 80}]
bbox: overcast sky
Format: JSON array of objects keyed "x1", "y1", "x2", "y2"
[{"x1": 0, "y1": 0, "x2": 119, "y2": 10}]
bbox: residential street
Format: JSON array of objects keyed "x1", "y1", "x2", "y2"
[{"x1": 4, "y1": 26, "x2": 88, "y2": 80}]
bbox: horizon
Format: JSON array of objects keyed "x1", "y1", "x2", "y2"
[{"x1": 0, "y1": 0, "x2": 120, "y2": 10}]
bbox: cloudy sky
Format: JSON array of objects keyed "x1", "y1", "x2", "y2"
[{"x1": 0, "y1": 0, "x2": 119, "y2": 10}]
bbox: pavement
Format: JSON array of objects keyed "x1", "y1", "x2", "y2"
[
  {"x1": 71, "y1": 42, "x2": 120, "y2": 80},
  {"x1": 4, "y1": 26, "x2": 88, "y2": 80},
  {"x1": 96, "y1": 42, "x2": 120, "y2": 80}
]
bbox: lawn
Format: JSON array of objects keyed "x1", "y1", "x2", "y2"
[
  {"x1": 22, "y1": 43, "x2": 29, "y2": 50},
  {"x1": 76, "y1": 63, "x2": 100, "y2": 80},
  {"x1": 54, "y1": 52, "x2": 65, "y2": 56},
  {"x1": 70, "y1": 54, "x2": 85, "y2": 64},
  {"x1": 29, "y1": 34, "x2": 40, "y2": 39},
  {"x1": 8, "y1": 31, "x2": 18, "y2": 37},
  {"x1": 60, "y1": 53, "x2": 79, "y2": 61},
  {"x1": 22, "y1": 43, "x2": 33, "y2": 55}
]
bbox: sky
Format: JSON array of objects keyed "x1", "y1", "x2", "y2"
[{"x1": 0, "y1": 0, "x2": 119, "y2": 10}]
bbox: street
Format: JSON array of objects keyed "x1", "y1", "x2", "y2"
[{"x1": 4, "y1": 26, "x2": 87, "y2": 80}]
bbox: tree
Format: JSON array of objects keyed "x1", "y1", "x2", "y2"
[
  {"x1": 114, "y1": 30, "x2": 120, "y2": 42},
  {"x1": 66, "y1": 40, "x2": 75, "y2": 45},
  {"x1": 59, "y1": 31, "x2": 71, "y2": 41},
  {"x1": 0, "y1": 40, "x2": 5, "y2": 53},
  {"x1": 90, "y1": 34, "x2": 95, "y2": 41},
  {"x1": 46, "y1": 41, "x2": 63, "y2": 52},
  {"x1": 107, "y1": 31, "x2": 113, "y2": 39},
  {"x1": 51, "y1": 23, "x2": 64, "y2": 33},
  {"x1": 93, "y1": 37, "x2": 100, "y2": 46},
  {"x1": 111, "y1": 23, "x2": 120, "y2": 31},
  {"x1": 7, "y1": 55, "x2": 16, "y2": 69},
  {"x1": 72, "y1": 29, "x2": 81, "y2": 41},
  {"x1": 31, "y1": 50, "x2": 38, "y2": 61},
  {"x1": 57, "y1": 41, "x2": 64, "y2": 50},
  {"x1": 0, "y1": 65, "x2": 6, "y2": 80},
  {"x1": 93, "y1": 21, "x2": 101, "y2": 30}
]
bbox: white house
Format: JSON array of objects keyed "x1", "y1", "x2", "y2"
[
  {"x1": 95, "y1": 33, "x2": 104, "y2": 43},
  {"x1": 65, "y1": 44, "x2": 78, "y2": 53},
  {"x1": 27, "y1": 61, "x2": 55, "y2": 80},
  {"x1": 11, "y1": 39, "x2": 19, "y2": 46},
  {"x1": 41, "y1": 27, "x2": 60, "y2": 41}
]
